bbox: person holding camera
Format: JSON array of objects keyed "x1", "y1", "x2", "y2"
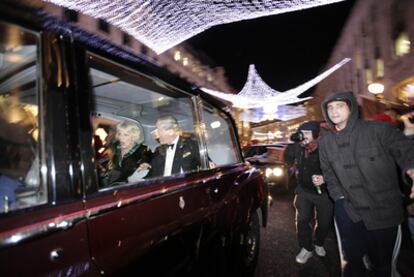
[{"x1": 284, "y1": 121, "x2": 333, "y2": 264}]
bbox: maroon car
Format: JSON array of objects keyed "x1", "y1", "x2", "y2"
[{"x1": 0, "y1": 1, "x2": 268, "y2": 276}]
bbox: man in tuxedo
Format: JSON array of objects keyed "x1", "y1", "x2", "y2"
[{"x1": 147, "y1": 115, "x2": 201, "y2": 178}]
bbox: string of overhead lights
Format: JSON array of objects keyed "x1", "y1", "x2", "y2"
[
  {"x1": 201, "y1": 58, "x2": 351, "y2": 109},
  {"x1": 44, "y1": 0, "x2": 345, "y2": 54}
]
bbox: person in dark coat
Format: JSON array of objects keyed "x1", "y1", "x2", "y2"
[
  {"x1": 284, "y1": 121, "x2": 333, "y2": 264},
  {"x1": 146, "y1": 115, "x2": 201, "y2": 178},
  {"x1": 371, "y1": 107, "x2": 403, "y2": 130},
  {"x1": 105, "y1": 120, "x2": 152, "y2": 186},
  {"x1": 319, "y1": 91, "x2": 414, "y2": 277}
]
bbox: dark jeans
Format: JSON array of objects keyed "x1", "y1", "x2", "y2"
[
  {"x1": 334, "y1": 199, "x2": 400, "y2": 277},
  {"x1": 294, "y1": 190, "x2": 334, "y2": 251}
]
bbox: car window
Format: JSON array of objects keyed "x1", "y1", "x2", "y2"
[
  {"x1": 244, "y1": 146, "x2": 267, "y2": 158},
  {"x1": 201, "y1": 102, "x2": 241, "y2": 167},
  {"x1": 0, "y1": 21, "x2": 46, "y2": 213},
  {"x1": 87, "y1": 54, "x2": 204, "y2": 189}
]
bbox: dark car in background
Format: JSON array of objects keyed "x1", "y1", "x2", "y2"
[
  {"x1": 0, "y1": 1, "x2": 268, "y2": 276},
  {"x1": 244, "y1": 144, "x2": 294, "y2": 191}
]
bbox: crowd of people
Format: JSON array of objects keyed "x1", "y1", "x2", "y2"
[{"x1": 284, "y1": 90, "x2": 414, "y2": 277}]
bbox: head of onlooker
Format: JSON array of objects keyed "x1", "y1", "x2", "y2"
[
  {"x1": 372, "y1": 107, "x2": 402, "y2": 129},
  {"x1": 322, "y1": 91, "x2": 354, "y2": 131},
  {"x1": 298, "y1": 121, "x2": 321, "y2": 145}
]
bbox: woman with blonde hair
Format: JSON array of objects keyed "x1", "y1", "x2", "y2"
[{"x1": 105, "y1": 120, "x2": 152, "y2": 185}]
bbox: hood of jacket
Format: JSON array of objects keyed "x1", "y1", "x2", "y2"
[{"x1": 321, "y1": 91, "x2": 359, "y2": 132}]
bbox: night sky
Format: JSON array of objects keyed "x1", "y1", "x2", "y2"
[{"x1": 187, "y1": 0, "x2": 356, "y2": 95}]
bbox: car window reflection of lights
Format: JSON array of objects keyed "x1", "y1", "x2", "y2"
[
  {"x1": 41, "y1": 165, "x2": 47, "y2": 175},
  {"x1": 56, "y1": 221, "x2": 69, "y2": 228},
  {"x1": 9, "y1": 234, "x2": 23, "y2": 243},
  {"x1": 210, "y1": 121, "x2": 221, "y2": 129}
]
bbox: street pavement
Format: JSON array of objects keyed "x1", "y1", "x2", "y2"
[{"x1": 255, "y1": 185, "x2": 414, "y2": 277}]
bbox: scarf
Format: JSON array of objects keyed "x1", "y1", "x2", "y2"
[{"x1": 304, "y1": 139, "x2": 319, "y2": 158}]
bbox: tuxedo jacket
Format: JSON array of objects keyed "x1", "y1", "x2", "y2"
[{"x1": 147, "y1": 136, "x2": 201, "y2": 178}]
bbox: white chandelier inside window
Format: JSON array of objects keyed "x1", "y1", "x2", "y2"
[
  {"x1": 201, "y1": 58, "x2": 350, "y2": 109},
  {"x1": 44, "y1": 0, "x2": 345, "y2": 54}
]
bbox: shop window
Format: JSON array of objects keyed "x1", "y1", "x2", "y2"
[
  {"x1": 375, "y1": 58, "x2": 384, "y2": 78},
  {"x1": 364, "y1": 68, "x2": 373, "y2": 86},
  {"x1": 64, "y1": 8, "x2": 78, "y2": 22},
  {"x1": 123, "y1": 33, "x2": 131, "y2": 46},
  {"x1": 391, "y1": 0, "x2": 410, "y2": 57},
  {"x1": 395, "y1": 32, "x2": 411, "y2": 57},
  {"x1": 98, "y1": 19, "x2": 109, "y2": 33}
]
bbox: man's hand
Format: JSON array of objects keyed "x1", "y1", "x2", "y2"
[
  {"x1": 312, "y1": 175, "x2": 324, "y2": 186},
  {"x1": 407, "y1": 168, "x2": 414, "y2": 199}
]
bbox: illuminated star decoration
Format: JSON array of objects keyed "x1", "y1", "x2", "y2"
[
  {"x1": 201, "y1": 58, "x2": 351, "y2": 109},
  {"x1": 44, "y1": 0, "x2": 345, "y2": 54}
]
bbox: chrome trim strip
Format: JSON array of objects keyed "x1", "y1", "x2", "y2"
[
  {"x1": 87, "y1": 166, "x2": 245, "y2": 218},
  {"x1": 0, "y1": 210, "x2": 86, "y2": 249}
]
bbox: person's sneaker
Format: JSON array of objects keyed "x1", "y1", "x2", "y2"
[
  {"x1": 314, "y1": 245, "x2": 326, "y2": 257},
  {"x1": 295, "y1": 248, "x2": 313, "y2": 264}
]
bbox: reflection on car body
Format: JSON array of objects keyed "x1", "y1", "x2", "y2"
[
  {"x1": 0, "y1": 1, "x2": 268, "y2": 276},
  {"x1": 244, "y1": 144, "x2": 295, "y2": 191}
]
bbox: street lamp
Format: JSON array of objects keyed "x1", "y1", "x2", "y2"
[
  {"x1": 368, "y1": 81, "x2": 385, "y2": 102},
  {"x1": 368, "y1": 82, "x2": 384, "y2": 95},
  {"x1": 368, "y1": 81, "x2": 385, "y2": 114}
]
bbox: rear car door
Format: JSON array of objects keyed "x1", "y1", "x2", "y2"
[
  {"x1": 0, "y1": 15, "x2": 95, "y2": 276},
  {"x1": 80, "y1": 53, "x2": 217, "y2": 275}
]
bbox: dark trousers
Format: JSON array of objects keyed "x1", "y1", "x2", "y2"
[
  {"x1": 334, "y1": 199, "x2": 400, "y2": 277},
  {"x1": 294, "y1": 190, "x2": 334, "y2": 251}
]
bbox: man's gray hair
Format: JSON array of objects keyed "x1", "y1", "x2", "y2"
[{"x1": 157, "y1": 115, "x2": 180, "y2": 132}]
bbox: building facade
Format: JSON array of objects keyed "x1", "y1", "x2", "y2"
[{"x1": 312, "y1": 0, "x2": 414, "y2": 119}]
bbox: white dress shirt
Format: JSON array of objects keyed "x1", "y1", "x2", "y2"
[{"x1": 163, "y1": 136, "x2": 179, "y2": 176}]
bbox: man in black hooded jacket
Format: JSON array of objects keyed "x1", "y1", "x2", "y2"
[
  {"x1": 284, "y1": 121, "x2": 333, "y2": 264},
  {"x1": 319, "y1": 91, "x2": 414, "y2": 277}
]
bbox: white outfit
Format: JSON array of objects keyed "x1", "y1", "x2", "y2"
[{"x1": 163, "y1": 136, "x2": 179, "y2": 176}]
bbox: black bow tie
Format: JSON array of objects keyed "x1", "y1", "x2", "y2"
[{"x1": 165, "y1": 144, "x2": 174, "y2": 150}]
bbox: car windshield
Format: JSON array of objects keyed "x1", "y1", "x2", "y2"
[{"x1": 244, "y1": 146, "x2": 267, "y2": 158}]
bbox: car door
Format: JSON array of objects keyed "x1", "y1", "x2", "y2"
[
  {"x1": 84, "y1": 174, "x2": 217, "y2": 275},
  {"x1": 0, "y1": 17, "x2": 95, "y2": 276},
  {"x1": 79, "y1": 53, "x2": 216, "y2": 275}
]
